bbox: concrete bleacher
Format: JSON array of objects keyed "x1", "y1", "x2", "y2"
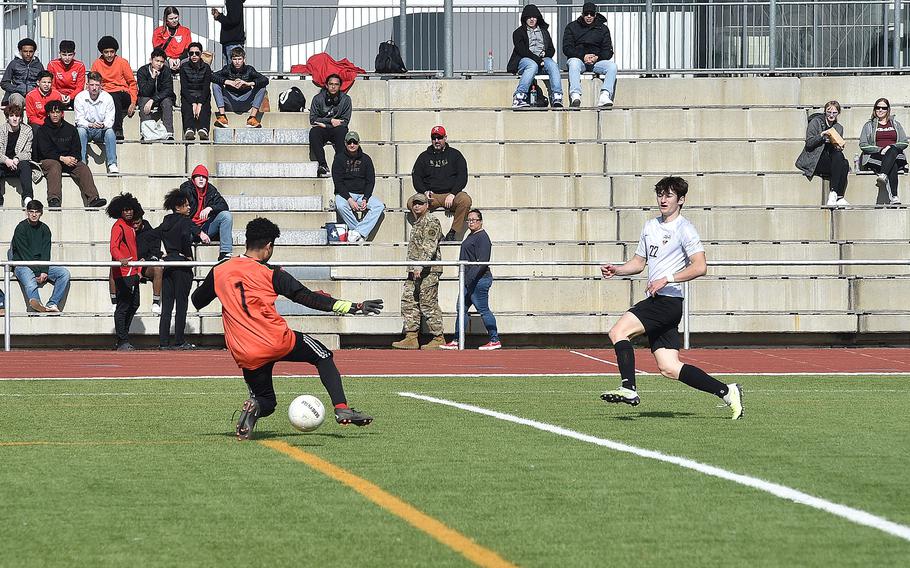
[{"x1": 1, "y1": 75, "x2": 908, "y2": 348}]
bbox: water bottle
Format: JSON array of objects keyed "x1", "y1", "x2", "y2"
[
  {"x1": 529, "y1": 84, "x2": 537, "y2": 106},
  {"x1": 853, "y1": 152, "x2": 860, "y2": 174},
  {"x1": 486, "y1": 50, "x2": 494, "y2": 73}
]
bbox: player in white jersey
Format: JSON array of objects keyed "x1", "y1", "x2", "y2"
[{"x1": 599, "y1": 176, "x2": 744, "y2": 419}]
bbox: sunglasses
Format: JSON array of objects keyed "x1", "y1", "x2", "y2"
[
  {"x1": 431, "y1": 135, "x2": 444, "y2": 140},
  {"x1": 346, "y1": 140, "x2": 359, "y2": 145},
  {"x1": 876, "y1": 106, "x2": 889, "y2": 110},
  {"x1": 189, "y1": 51, "x2": 201, "y2": 55}
]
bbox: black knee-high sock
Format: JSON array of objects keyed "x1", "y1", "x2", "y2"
[
  {"x1": 316, "y1": 357, "x2": 347, "y2": 406},
  {"x1": 614, "y1": 340, "x2": 637, "y2": 391},
  {"x1": 678, "y1": 364, "x2": 728, "y2": 398}
]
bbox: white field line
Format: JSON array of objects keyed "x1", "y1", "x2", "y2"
[
  {"x1": 570, "y1": 350, "x2": 647, "y2": 374},
  {"x1": 398, "y1": 392, "x2": 910, "y2": 544}
]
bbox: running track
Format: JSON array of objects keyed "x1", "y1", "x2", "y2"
[{"x1": 1, "y1": 348, "x2": 909, "y2": 379}]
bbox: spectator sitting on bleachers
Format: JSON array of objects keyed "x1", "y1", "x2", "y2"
[
  {"x1": 332, "y1": 131, "x2": 384, "y2": 243},
  {"x1": 74, "y1": 72, "x2": 119, "y2": 174},
  {"x1": 152, "y1": 6, "x2": 192, "y2": 71},
  {"x1": 179, "y1": 164, "x2": 233, "y2": 260},
  {"x1": 34, "y1": 100, "x2": 106, "y2": 209},
  {"x1": 859, "y1": 97, "x2": 906, "y2": 205},
  {"x1": 1, "y1": 38, "x2": 43, "y2": 109},
  {"x1": 107, "y1": 193, "x2": 144, "y2": 351},
  {"x1": 11, "y1": 199, "x2": 71, "y2": 313},
  {"x1": 309, "y1": 74, "x2": 351, "y2": 178},
  {"x1": 563, "y1": 2, "x2": 617, "y2": 108},
  {"x1": 47, "y1": 40, "x2": 85, "y2": 109},
  {"x1": 212, "y1": 47, "x2": 268, "y2": 129},
  {"x1": 212, "y1": 0, "x2": 247, "y2": 67},
  {"x1": 507, "y1": 4, "x2": 563, "y2": 108},
  {"x1": 0, "y1": 104, "x2": 35, "y2": 208},
  {"x1": 178, "y1": 43, "x2": 213, "y2": 141},
  {"x1": 24, "y1": 71, "x2": 62, "y2": 127},
  {"x1": 91, "y1": 36, "x2": 137, "y2": 141},
  {"x1": 411, "y1": 125, "x2": 472, "y2": 241},
  {"x1": 137, "y1": 48, "x2": 176, "y2": 141},
  {"x1": 796, "y1": 100, "x2": 850, "y2": 207}
]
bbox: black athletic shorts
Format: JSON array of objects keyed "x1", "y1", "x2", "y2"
[
  {"x1": 628, "y1": 294, "x2": 684, "y2": 352},
  {"x1": 241, "y1": 332, "x2": 333, "y2": 415}
]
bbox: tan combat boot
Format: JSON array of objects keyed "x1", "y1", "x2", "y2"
[
  {"x1": 421, "y1": 335, "x2": 446, "y2": 350},
  {"x1": 392, "y1": 331, "x2": 420, "y2": 350}
]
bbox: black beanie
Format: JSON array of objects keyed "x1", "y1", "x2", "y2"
[
  {"x1": 97, "y1": 35, "x2": 119, "y2": 53},
  {"x1": 583, "y1": 2, "x2": 597, "y2": 15}
]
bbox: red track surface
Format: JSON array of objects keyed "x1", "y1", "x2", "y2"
[{"x1": 1, "y1": 348, "x2": 909, "y2": 379}]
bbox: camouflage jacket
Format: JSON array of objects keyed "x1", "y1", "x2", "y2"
[{"x1": 407, "y1": 214, "x2": 442, "y2": 274}]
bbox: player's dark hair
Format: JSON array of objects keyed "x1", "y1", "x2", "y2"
[
  {"x1": 163, "y1": 5, "x2": 180, "y2": 24},
  {"x1": 44, "y1": 100, "x2": 65, "y2": 113},
  {"x1": 326, "y1": 74, "x2": 342, "y2": 86},
  {"x1": 230, "y1": 46, "x2": 246, "y2": 58},
  {"x1": 4, "y1": 104, "x2": 23, "y2": 118},
  {"x1": 59, "y1": 40, "x2": 76, "y2": 53},
  {"x1": 106, "y1": 192, "x2": 142, "y2": 219},
  {"x1": 468, "y1": 208, "x2": 483, "y2": 221},
  {"x1": 150, "y1": 47, "x2": 167, "y2": 61},
  {"x1": 163, "y1": 188, "x2": 188, "y2": 212},
  {"x1": 655, "y1": 176, "x2": 688, "y2": 200},
  {"x1": 86, "y1": 71, "x2": 103, "y2": 84},
  {"x1": 245, "y1": 217, "x2": 281, "y2": 250},
  {"x1": 37, "y1": 70, "x2": 53, "y2": 82},
  {"x1": 871, "y1": 97, "x2": 891, "y2": 120}
]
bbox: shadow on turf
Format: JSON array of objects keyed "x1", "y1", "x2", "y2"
[
  {"x1": 612, "y1": 411, "x2": 697, "y2": 420},
  {"x1": 203, "y1": 431, "x2": 360, "y2": 441}
]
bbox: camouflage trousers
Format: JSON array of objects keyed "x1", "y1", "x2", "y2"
[{"x1": 400, "y1": 272, "x2": 443, "y2": 335}]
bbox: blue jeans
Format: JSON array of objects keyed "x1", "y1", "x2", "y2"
[
  {"x1": 334, "y1": 193, "x2": 385, "y2": 238},
  {"x1": 515, "y1": 57, "x2": 563, "y2": 99},
  {"x1": 78, "y1": 127, "x2": 118, "y2": 166},
  {"x1": 212, "y1": 83, "x2": 267, "y2": 114},
  {"x1": 567, "y1": 57, "x2": 618, "y2": 97},
  {"x1": 200, "y1": 210, "x2": 234, "y2": 254},
  {"x1": 456, "y1": 274, "x2": 499, "y2": 342},
  {"x1": 14, "y1": 265, "x2": 71, "y2": 308}
]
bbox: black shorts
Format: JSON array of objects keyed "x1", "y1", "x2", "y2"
[
  {"x1": 628, "y1": 294, "x2": 684, "y2": 352},
  {"x1": 241, "y1": 332, "x2": 333, "y2": 415}
]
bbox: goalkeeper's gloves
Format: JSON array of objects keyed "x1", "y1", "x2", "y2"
[{"x1": 351, "y1": 299, "x2": 383, "y2": 315}]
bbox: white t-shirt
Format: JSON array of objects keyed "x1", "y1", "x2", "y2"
[{"x1": 634, "y1": 214, "x2": 705, "y2": 299}]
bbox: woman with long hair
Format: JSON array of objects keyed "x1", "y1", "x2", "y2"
[
  {"x1": 152, "y1": 6, "x2": 192, "y2": 70},
  {"x1": 859, "y1": 97, "x2": 906, "y2": 205}
]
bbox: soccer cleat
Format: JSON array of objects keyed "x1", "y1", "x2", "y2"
[
  {"x1": 600, "y1": 386, "x2": 641, "y2": 406},
  {"x1": 478, "y1": 340, "x2": 502, "y2": 350},
  {"x1": 439, "y1": 340, "x2": 459, "y2": 350},
  {"x1": 723, "y1": 383, "x2": 744, "y2": 420},
  {"x1": 235, "y1": 398, "x2": 261, "y2": 440},
  {"x1": 335, "y1": 407, "x2": 373, "y2": 426}
]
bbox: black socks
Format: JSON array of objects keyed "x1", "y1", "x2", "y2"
[
  {"x1": 614, "y1": 340, "x2": 637, "y2": 391},
  {"x1": 678, "y1": 364, "x2": 728, "y2": 398}
]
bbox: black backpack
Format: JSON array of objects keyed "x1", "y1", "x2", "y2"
[
  {"x1": 278, "y1": 86, "x2": 306, "y2": 112},
  {"x1": 375, "y1": 39, "x2": 407, "y2": 73}
]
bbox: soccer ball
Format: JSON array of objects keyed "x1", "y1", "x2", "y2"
[{"x1": 288, "y1": 395, "x2": 326, "y2": 432}]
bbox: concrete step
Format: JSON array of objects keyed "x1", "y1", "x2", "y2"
[
  {"x1": 216, "y1": 161, "x2": 319, "y2": 178},
  {"x1": 212, "y1": 127, "x2": 310, "y2": 144},
  {"x1": 224, "y1": 195, "x2": 322, "y2": 212}
]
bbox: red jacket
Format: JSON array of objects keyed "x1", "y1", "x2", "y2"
[
  {"x1": 47, "y1": 58, "x2": 86, "y2": 99},
  {"x1": 110, "y1": 218, "x2": 142, "y2": 278},
  {"x1": 152, "y1": 25, "x2": 193, "y2": 59},
  {"x1": 290, "y1": 53, "x2": 364, "y2": 92},
  {"x1": 24, "y1": 87, "x2": 64, "y2": 126}
]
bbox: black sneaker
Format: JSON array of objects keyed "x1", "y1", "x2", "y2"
[
  {"x1": 48, "y1": 197, "x2": 62, "y2": 208},
  {"x1": 235, "y1": 398, "x2": 261, "y2": 440},
  {"x1": 217, "y1": 252, "x2": 232, "y2": 262},
  {"x1": 88, "y1": 197, "x2": 107, "y2": 208},
  {"x1": 116, "y1": 342, "x2": 136, "y2": 352},
  {"x1": 198, "y1": 129, "x2": 209, "y2": 141},
  {"x1": 175, "y1": 343, "x2": 197, "y2": 350},
  {"x1": 317, "y1": 165, "x2": 330, "y2": 178},
  {"x1": 442, "y1": 229, "x2": 458, "y2": 242},
  {"x1": 184, "y1": 128, "x2": 195, "y2": 141},
  {"x1": 334, "y1": 407, "x2": 373, "y2": 426}
]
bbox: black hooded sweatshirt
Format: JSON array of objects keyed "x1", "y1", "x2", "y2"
[
  {"x1": 34, "y1": 118, "x2": 81, "y2": 162},
  {"x1": 507, "y1": 4, "x2": 556, "y2": 74},
  {"x1": 562, "y1": 12, "x2": 614, "y2": 62},
  {"x1": 411, "y1": 144, "x2": 468, "y2": 195},
  {"x1": 158, "y1": 212, "x2": 199, "y2": 261}
]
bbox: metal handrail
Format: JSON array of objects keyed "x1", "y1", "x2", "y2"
[{"x1": 3, "y1": 258, "x2": 909, "y2": 352}]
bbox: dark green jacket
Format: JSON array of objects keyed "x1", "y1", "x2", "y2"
[{"x1": 11, "y1": 219, "x2": 51, "y2": 276}]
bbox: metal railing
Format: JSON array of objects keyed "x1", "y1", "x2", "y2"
[
  {"x1": 3, "y1": 258, "x2": 908, "y2": 352},
  {"x1": 2, "y1": 1, "x2": 908, "y2": 74}
]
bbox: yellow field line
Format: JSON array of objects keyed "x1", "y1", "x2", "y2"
[
  {"x1": 260, "y1": 440, "x2": 518, "y2": 568},
  {"x1": 0, "y1": 440, "x2": 195, "y2": 447}
]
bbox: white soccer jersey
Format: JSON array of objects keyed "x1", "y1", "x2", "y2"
[{"x1": 634, "y1": 214, "x2": 705, "y2": 299}]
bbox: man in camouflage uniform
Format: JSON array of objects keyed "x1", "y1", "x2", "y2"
[{"x1": 392, "y1": 192, "x2": 445, "y2": 350}]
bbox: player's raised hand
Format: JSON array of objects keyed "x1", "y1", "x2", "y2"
[
  {"x1": 353, "y1": 299, "x2": 383, "y2": 315},
  {"x1": 601, "y1": 264, "x2": 617, "y2": 279}
]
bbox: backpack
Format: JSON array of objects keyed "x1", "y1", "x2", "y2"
[
  {"x1": 278, "y1": 86, "x2": 306, "y2": 112},
  {"x1": 375, "y1": 39, "x2": 407, "y2": 73},
  {"x1": 529, "y1": 79, "x2": 549, "y2": 107}
]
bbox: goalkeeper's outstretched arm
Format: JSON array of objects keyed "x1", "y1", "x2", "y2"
[{"x1": 272, "y1": 268, "x2": 383, "y2": 315}]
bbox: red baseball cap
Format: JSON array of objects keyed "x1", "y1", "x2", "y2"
[{"x1": 431, "y1": 125, "x2": 446, "y2": 137}]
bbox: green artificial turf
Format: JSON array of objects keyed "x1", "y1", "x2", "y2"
[{"x1": 2, "y1": 374, "x2": 908, "y2": 567}]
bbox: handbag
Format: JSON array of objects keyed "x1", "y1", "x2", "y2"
[{"x1": 140, "y1": 119, "x2": 169, "y2": 141}]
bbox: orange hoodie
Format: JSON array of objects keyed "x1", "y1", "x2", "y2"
[{"x1": 90, "y1": 56, "x2": 138, "y2": 104}]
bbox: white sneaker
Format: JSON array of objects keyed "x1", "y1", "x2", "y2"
[
  {"x1": 110, "y1": 303, "x2": 117, "y2": 314},
  {"x1": 889, "y1": 195, "x2": 901, "y2": 205},
  {"x1": 569, "y1": 93, "x2": 582, "y2": 107},
  {"x1": 512, "y1": 96, "x2": 530, "y2": 108},
  {"x1": 151, "y1": 302, "x2": 162, "y2": 315},
  {"x1": 22, "y1": 197, "x2": 30, "y2": 208},
  {"x1": 826, "y1": 191, "x2": 838, "y2": 206},
  {"x1": 108, "y1": 164, "x2": 119, "y2": 174},
  {"x1": 835, "y1": 197, "x2": 850, "y2": 207},
  {"x1": 598, "y1": 90, "x2": 614, "y2": 108},
  {"x1": 45, "y1": 303, "x2": 60, "y2": 313},
  {"x1": 347, "y1": 229, "x2": 362, "y2": 243}
]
